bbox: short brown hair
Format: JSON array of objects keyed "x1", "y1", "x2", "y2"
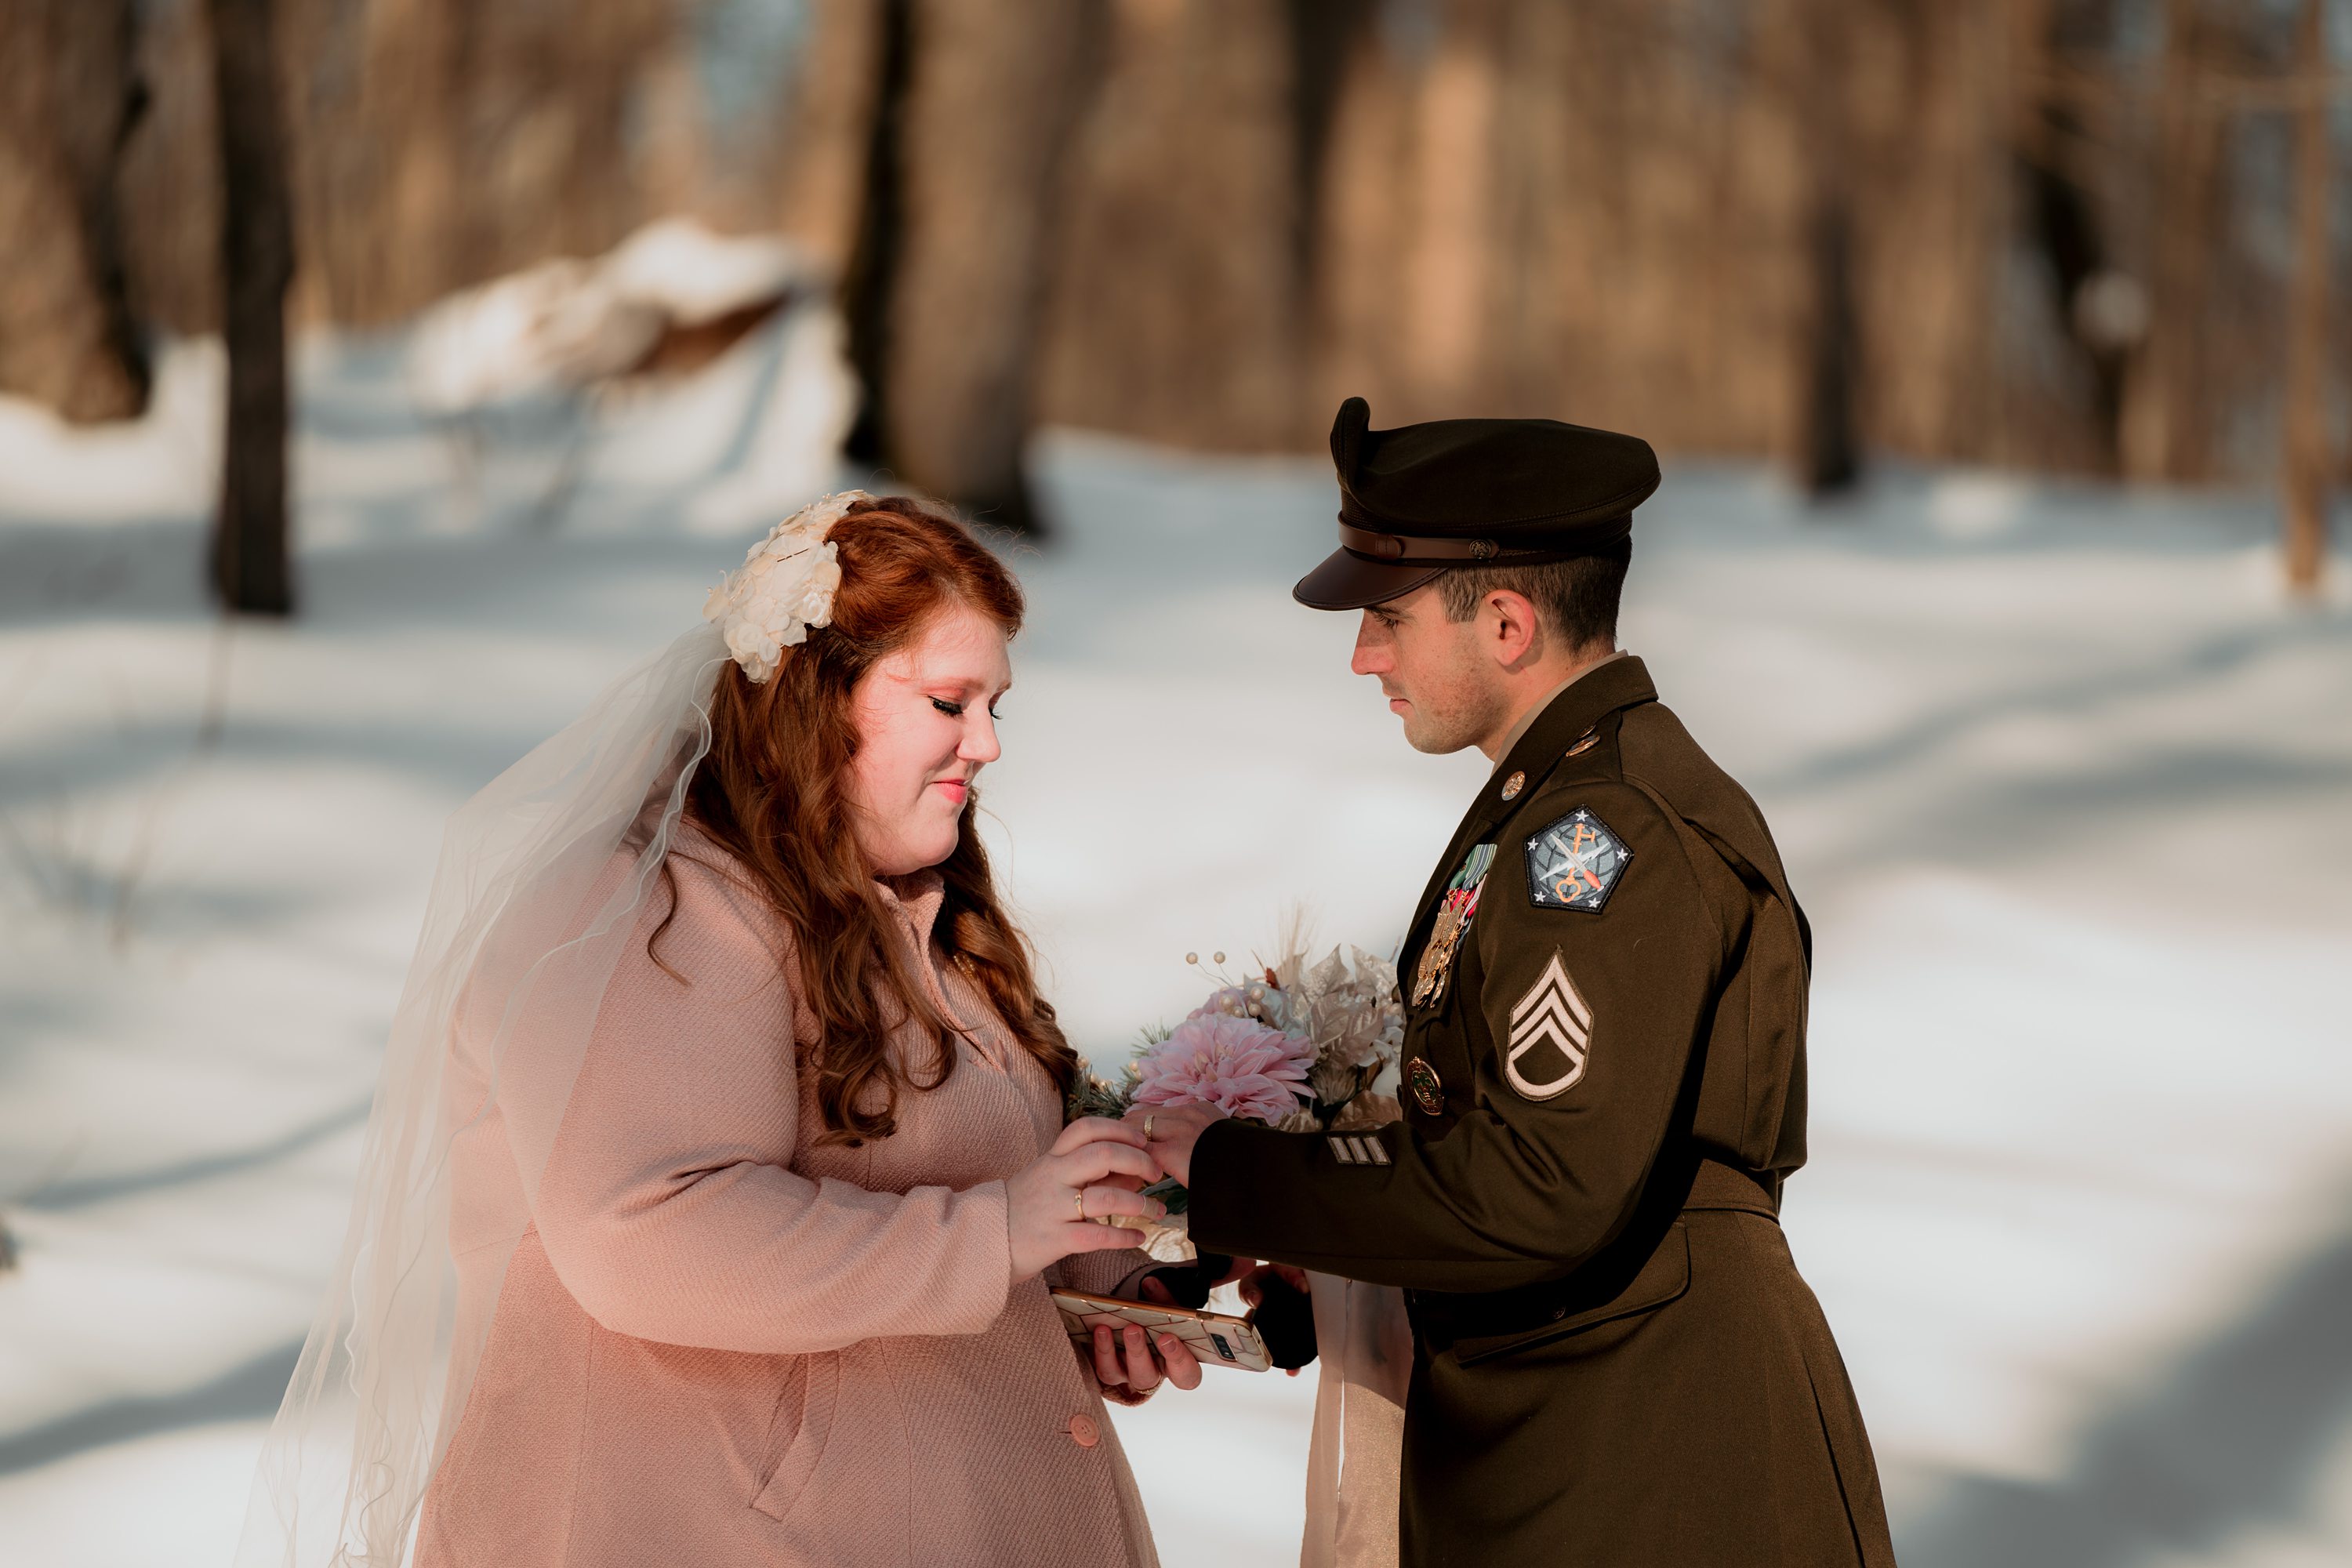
[{"x1": 1436, "y1": 546, "x2": 1630, "y2": 652}]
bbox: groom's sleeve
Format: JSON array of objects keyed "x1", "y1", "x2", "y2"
[{"x1": 1187, "y1": 782, "x2": 1726, "y2": 1294}]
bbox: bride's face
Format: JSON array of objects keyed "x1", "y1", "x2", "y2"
[{"x1": 844, "y1": 601, "x2": 1013, "y2": 877}]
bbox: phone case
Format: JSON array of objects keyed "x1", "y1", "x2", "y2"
[{"x1": 1051, "y1": 1288, "x2": 1274, "y2": 1373}]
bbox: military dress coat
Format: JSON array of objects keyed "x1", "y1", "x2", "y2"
[{"x1": 1189, "y1": 657, "x2": 1897, "y2": 1568}]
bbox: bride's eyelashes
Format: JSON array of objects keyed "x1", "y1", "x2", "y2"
[{"x1": 928, "y1": 696, "x2": 1004, "y2": 720}]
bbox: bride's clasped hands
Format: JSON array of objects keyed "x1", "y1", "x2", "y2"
[
  {"x1": 1004, "y1": 1114, "x2": 1169, "y2": 1279},
  {"x1": 1007, "y1": 1115, "x2": 1210, "y2": 1400}
]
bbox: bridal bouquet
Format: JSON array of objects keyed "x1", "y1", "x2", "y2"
[{"x1": 1069, "y1": 931, "x2": 1406, "y2": 1260}]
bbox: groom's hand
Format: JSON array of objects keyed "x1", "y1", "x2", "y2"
[
  {"x1": 1239, "y1": 1261, "x2": 1311, "y2": 1305},
  {"x1": 1240, "y1": 1264, "x2": 1314, "y2": 1376},
  {"x1": 1127, "y1": 1102, "x2": 1225, "y2": 1185}
]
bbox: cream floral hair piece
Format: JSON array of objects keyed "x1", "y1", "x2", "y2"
[{"x1": 702, "y1": 490, "x2": 868, "y2": 681}]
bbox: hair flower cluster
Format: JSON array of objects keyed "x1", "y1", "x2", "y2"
[{"x1": 702, "y1": 490, "x2": 869, "y2": 681}]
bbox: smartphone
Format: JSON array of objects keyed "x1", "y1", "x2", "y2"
[{"x1": 1051, "y1": 1287, "x2": 1273, "y2": 1374}]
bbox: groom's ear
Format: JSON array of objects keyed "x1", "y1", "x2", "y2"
[{"x1": 1483, "y1": 588, "x2": 1544, "y2": 670}]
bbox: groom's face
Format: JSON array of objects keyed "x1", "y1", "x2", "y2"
[{"x1": 1351, "y1": 584, "x2": 1504, "y2": 756}]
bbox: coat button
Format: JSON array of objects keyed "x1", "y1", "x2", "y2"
[{"x1": 1068, "y1": 1414, "x2": 1100, "y2": 1448}]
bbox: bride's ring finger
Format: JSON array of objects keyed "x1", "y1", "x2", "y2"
[{"x1": 1073, "y1": 1187, "x2": 1087, "y2": 1221}]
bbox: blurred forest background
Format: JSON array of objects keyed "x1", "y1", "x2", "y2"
[{"x1": 1, "y1": 0, "x2": 2344, "y2": 573}]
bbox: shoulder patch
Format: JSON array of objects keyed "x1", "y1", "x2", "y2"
[
  {"x1": 1524, "y1": 806, "x2": 1632, "y2": 912},
  {"x1": 1505, "y1": 950, "x2": 1592, "y2": 1100}
]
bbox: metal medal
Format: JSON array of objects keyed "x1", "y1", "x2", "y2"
[
  {"x1": 1406, "y1": 1056, "x2": 1446, "y2": 1116},
  {"x1": 1410, "y1": 843, "x2": 1497, "y2": 1008},
  {"x1": 1411, "y1": 904, "x2": 1462, "y2": 1008}
]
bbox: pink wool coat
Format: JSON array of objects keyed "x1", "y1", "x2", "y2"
[{"x1": 417, "y1": 833, "x2": 1160, "y2": 1567}]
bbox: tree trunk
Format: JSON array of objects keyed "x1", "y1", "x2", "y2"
[
  {"x1": 866, "y1": 0, "x2": 1098, "y2": 532},
  {"x1": 1798, "y1": 0, "x2": 1859, "y2": 495},
  {"x1": 1285, "y1": 0, "x2": 1374, "y2": 285},
  {"x1": 1037, "y1": 0, "x2": 1306, "y2": 452},
  {"x1": 1801, "y1": 201, "x2": 1862, "y2": 495},
  {"x1": 841, "y1": 0, "x2": 914, "y2": 477},
  {"x1": 2123, "y1": 0, "x2": 2220, "y2": 481},
  {"x1": 777, "y1": 0, "x2": 890, "y2": 278},
  {"x1": 207, "y1": 0, "x2": 295, "y2": 615},
  {"x1": 2281, "y1": 0, "x2": 2331, "y2": 593},
  {"x1": 0, "y1": 0, "x2": 151, "y2": 423}
]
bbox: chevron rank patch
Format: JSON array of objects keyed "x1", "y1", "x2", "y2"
[
  {"x1": 1525, "y1": 806, "x2": 1632, "y2": 913},
  {"x1": 1505, "y1": 950, "x2": 1593, "y2": 1101}
]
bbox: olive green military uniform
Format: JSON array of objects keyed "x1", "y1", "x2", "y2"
[{"x1": 1189, "y1": 655, "x2": 1896, "y2": 1567}]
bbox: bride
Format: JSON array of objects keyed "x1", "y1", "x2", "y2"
[{"x1": 240, "y1": 492, "x2": 1199, "y2": 1567}]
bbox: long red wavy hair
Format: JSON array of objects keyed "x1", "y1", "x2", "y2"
[{"x1": 667, "y1": 494, "x2": 1073, "y2": 1144}]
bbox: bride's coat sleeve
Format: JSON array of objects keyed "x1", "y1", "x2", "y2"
[{"x1": 512, "y1": 853, "x2": 1017, "y2": 1356}]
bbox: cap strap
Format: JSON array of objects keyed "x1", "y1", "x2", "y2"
[{"x1": 1338, "y1": 522, "x2": 1544, "y2": 565}]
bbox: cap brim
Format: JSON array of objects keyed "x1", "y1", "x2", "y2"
[{"x1": 1291, "y1": 549, "x2": 1447, "y2": 611}]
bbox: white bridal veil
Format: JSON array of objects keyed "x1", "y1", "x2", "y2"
[
  {"x1": 1304, "y1": 1265, "x2": 1413, "y2": 1567},
  {"x1": 235, "y1": 622, "x2": 727, "y2": 1566}
]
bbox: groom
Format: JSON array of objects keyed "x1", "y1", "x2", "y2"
[{"x1": 1142, "y1": 400, "x2": 1898, "y2": 1567}]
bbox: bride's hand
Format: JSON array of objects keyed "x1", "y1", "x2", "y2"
[
  {"x1": 1006, "y1": 1117, "x2": 1165, "y2": 1281},
  {"x1": 1089, "y1": 1273, "x2": 1205, "y2": 1399}
]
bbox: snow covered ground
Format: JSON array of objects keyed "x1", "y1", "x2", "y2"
[{"x1": 2, "y1": 318, "x2": 2348, "y2": 1568}]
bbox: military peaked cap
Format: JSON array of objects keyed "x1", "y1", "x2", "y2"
[{"x1": 1294, "y1": 397, "x2": 1662, "y2": 611}]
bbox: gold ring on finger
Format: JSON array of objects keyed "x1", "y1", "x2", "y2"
[
  {"x1": 1143, "y1": 1114, "x2": 1156, "y2": 1141},
  {"x1": 1074, "y1": 1187, "x2": 1087, "y2": 1221}
]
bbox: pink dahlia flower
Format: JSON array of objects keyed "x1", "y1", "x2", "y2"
[{"x1": 1132, "y1": 1013, "x2": 1312, "y2": 1124}]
